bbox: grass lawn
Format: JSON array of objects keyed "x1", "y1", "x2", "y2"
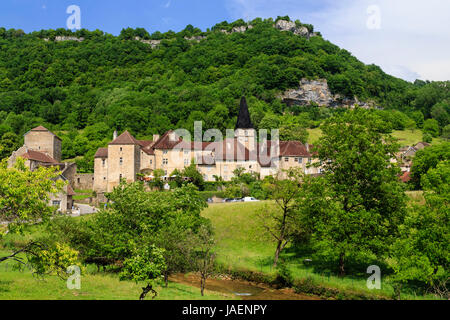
[
  {"x1": 306, "y1": 128, "x2": 323, "y2": 144},
  {"x1": 307, "y1": 128, "x2": 442, "y2": 147},
  {"x1": 202, "y1": 202, "x2": 439, "y2": 300},
  {"x1": 0, "y1": 250, "x2": 233, "y2": 300}
]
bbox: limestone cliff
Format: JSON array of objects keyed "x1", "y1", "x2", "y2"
[
  {"x1": 274, "y1": 20, "x2": 316, "y2": 38},
  {"x1": 280, "y1": 78, "x2": 376, "y2": 109}
]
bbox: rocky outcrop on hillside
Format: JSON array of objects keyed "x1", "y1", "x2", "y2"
[
  {"x1": 219, "y1": 25, "x2": 254, "y2": 34},
  {"x1": 44, "y1": 36, "x2": 84, "y2": 42},
  {"x1": 274, "y1": 20, "x2": 317, "y2": 39},
  {"x1": 134, "y1": 37, "x2": 162, "y2": 49},
  {"x1": 280, "y1": 78, "x2": 376, "y2": 109}
]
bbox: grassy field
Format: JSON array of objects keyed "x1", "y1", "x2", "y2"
[
  {"x1": 0, "y1": 199, "x2": 439, "y2": 300},
  {"x1": 202, "y1": 202, "x2": 439, "y2": 300},
  {"x1": 307, "y1": 128, "x2": 443, "y2": 146},
  {"x1": 0, "y1": 250, "x2": 233, "y2": 300}
]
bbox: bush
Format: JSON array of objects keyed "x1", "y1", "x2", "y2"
[{"x1": 274, "y1": 260, "x2": 294, "y2": 288}]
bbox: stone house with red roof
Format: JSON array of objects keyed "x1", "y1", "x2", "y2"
[
  {"x1": 8, "y1": 126, "x2": 75, "y2": 212},
  {"x1": 93, "y1": 98, "x2": 321, "y2": 195}
]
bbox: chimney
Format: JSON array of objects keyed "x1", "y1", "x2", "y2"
[
  {"x1": 169, "y1": 132, "x2": 177, "y2": 142},
  {"x1": 153, "y1": 134, "x2": 160, "y2": 142},
  {"x1": 113, "y1": 130, "x2": 118, "y2": 140},
  {"x1": 305, "y1": 143, "x2": 310, "y2": 152}
]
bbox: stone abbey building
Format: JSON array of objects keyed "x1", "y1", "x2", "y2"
[
  {"x1": 93, "y1": 98, "x2": 320, "y2": 195},
  {"x1": 8, "y1": 126, "x2": 76, "y2": 212}
]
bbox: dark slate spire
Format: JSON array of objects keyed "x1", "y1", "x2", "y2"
[{"x1": 235, "y1": 97, "x2": 254, "y2": 130}]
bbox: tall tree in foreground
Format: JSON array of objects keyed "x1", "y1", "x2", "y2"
[
  {"x1": 120, "y1": 244, "x2": 166, "y2": 300},
  {"x1": 0, "y1": 158, "x2": 78, "y2": 277},
  {"x1": 0, "y1": 158, "x2": 64, "y2": 233},
  {"x1": 390, "y1": 161, "x2": 449, "y2": 299},
  {"x1": 186, "y1": 225, "x2": 216, "y2": 296},
  {"x1": 297, "y1": 108, "x2": 406, "y2": 276},
  {"x1": 258, "y1": 169, "x2": 305, "y2": 267}
]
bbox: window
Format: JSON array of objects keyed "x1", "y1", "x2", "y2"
[
  {"x1": 163, "y1": 150, "x2": 168, "y2": 155},
  {"x1": 119, "y1": 157, "x2": 123, "y2": 165},
  {"x1": 120, "y1": 147, "x2": 123, "y2": 152},
  {"x1": 224, "y1": 165, "x2": 228, "y2": 172},
  {"x1": 52, "y1": 200, "x2": 61, "y2": 207},
  {"x1": 150, "y1": 159, "x2": 153, "y2": 165},
  {"x1": 308, "y1": 158, "x2": 312, "y2": 163},
  {"x1": 103, "y1": 177, "x2": 106, "y2": 180},
  {"x1": 184, "y1": 159, "x2": 190, "y2": 166},
  {"x1": 285, "y1": 157, "x2": 289, "y2": 162},
  {"x1": 119, "y1": 174, "x2": 122, "y2": 180},
  {"x1": 184, "y1": 150, "x2": 189, "y2": 155},
  {"x1": 163, "y1": 158, "x2": 168, "y2": 165},
  {"x1": 102, "y1": 159, "x2": 105, "y2": 167},
  {"x1": 77, "y1": 178, "x2": 80, "y2": 184},
  {"x1": 298, "y1": 157, "x2": 303, "y2": 163}
]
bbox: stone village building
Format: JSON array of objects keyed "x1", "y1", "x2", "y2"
[
  {"x1": 93, "y1": 98, "x2": 321, "y2": 197},
  {"x1": 8, "y1": 126, "x2": 76, "y2": 212}
]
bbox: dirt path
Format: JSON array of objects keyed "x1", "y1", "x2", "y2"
[{"x1": 169, "y1": 274, "x2": 320, "y2": 300}]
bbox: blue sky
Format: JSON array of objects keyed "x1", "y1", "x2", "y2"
[{"x1": 0, "y1": 0, "x2": 449, "y2": 81}]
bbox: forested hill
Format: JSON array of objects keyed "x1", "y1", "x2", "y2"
[{"x1": 0, "y1": 17, "x2": 448, "y2": 171}]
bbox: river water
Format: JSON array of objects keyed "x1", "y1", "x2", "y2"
[{"x1": 170, "y1": 274, "x2": 320, "y2": 300}]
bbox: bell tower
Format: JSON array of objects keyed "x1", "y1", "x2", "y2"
[{"x1": 235, "y1": 97, "x2": 256, "y2": 153}]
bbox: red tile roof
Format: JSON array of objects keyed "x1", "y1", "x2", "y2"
[
  {"x1": 20, "y1": 150, "x2": 58, "y2": 164},
  {"x1": 26, "y1": 126, "x2": 62, "y2": 141},
  {"x1": 279, "y1": 141, "x2": 311, "y2": 157},
  {"x1": 399, "y1": 171, "x2": 411, "y2": 183},
  {"x1": 109, "y1": 131, "x2": 140, "y2": 145},
  {"x1": 30, "y1": 125, "x2": 49, "y2": 131},
  {"x1": 94, "y1": 148, "x2": 108, "y2": 158},
  {"x1": 66, "y1": 185, "x2": 76, "y2": 196}
]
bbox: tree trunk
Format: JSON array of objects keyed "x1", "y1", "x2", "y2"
[
  {"x1": 273, "y1": 241, "x2": 282, "y2": 267},
  {"x1": 339, "y1": 252, "x2": 345, "y2": 277},
  {"x1": 139, "y1": 284, "x2": 157, "y2": 300},
  {"x1": 273, "y1": 209, "x2": 288, "y2": 268},
  {"x1": 200, "y1": 275, "x2": 205, "y2": 296},
  {"x1": 164, "y1": 271, "x2": 169, "y2": 288}
]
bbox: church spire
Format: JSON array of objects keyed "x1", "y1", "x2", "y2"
[{"x1": 235, "y1": 96, "x2": 254, "y2": 130}]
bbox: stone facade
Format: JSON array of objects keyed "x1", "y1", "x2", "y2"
[
  {"x1": 94, "y1": 98, "x2": 321, "y2": 194},
  {"x1": 73, "y1": 173, "x2": 95, "y2": 190}
]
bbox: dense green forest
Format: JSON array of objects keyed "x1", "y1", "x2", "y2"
[{"x1": 0, "y1": 17, "x2": 448, "y2": 171}]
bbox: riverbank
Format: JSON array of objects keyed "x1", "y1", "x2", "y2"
[{"x1": 170, "y1": 273, "x2": 320, "y2": 300}]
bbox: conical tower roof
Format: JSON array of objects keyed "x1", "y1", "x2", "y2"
[{"x1": 235, "y1": 97, "x2": 254, "y2": 130}]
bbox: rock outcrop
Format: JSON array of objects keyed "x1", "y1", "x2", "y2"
[
  {"x1": 55, "y1": 36, "x2": 84, "y2": 42},
  {"x1": 274, "y1": 20, "x2": 317, "y2": 39},
  {"x1": 280, "y1": 78, "x2": 376, "y2": 109},
  {"x1": 134, "y1": 37, "x2": 162, "y2": 49}
]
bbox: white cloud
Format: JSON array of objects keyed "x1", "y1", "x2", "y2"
[
  {"x1": 163, "y1": 0, "x2": 172, "y2": 9},
  {"x1": 226, "y1": 0, "x2": 450, "y2": 81}
]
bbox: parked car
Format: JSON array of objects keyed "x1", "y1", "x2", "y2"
[{"x1": 242, "y1": 197, "x2": 260, "y2": 202}]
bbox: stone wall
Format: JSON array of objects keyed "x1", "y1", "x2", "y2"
[{"x1": 73, "y1": 173, "x2": 94, "y2": 191}]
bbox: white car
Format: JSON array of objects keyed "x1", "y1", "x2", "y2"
[{"x1": 242, "y1": 197, "x2": 260, "y2": 202}]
